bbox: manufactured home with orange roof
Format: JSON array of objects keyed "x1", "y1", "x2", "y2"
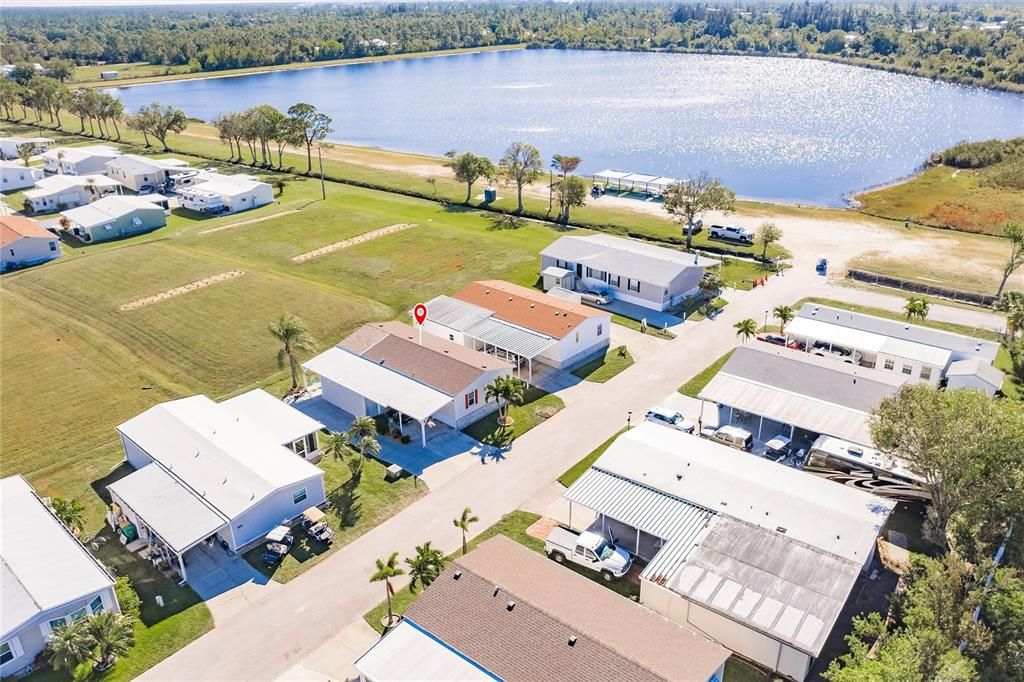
[{"x1": 0, "y1": 216, "x2": 61, "y2": 272}]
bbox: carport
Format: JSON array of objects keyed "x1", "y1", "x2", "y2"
[
  {"x1": 301, "y1": 347, "x2": 453, "y2": 446},
  {"x1": 461, "y1": 316, "x2": 556, "y2": 386}
]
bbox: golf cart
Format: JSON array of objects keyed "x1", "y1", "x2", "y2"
[
  {"x1": 816, "y1": 257, "x2": 828, "y2": 275},
  {"x1": 301, "y1": 507, "x2": 334, "y2": 544},
  {"x1": 261, "y1": 525, "x2": 294, "y2": 565}
]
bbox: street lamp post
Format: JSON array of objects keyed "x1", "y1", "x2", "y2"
[
  {"x1": 627, "y1": 411, "x2": 633, "y2": 430},
  {"x1": 764, "y1": 309, "x2": 769, "y2": 332}
]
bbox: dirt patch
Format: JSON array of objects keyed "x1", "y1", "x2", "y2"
[
  {"x1": 120, "y1": 271, "x2": 244, "y2": 311},
  {"x1": 291, "y1": 223, "x2": 416, "y2": 263},
  {"x1": 199, "y1": 209, "x2": 300, "y2": 235},
  {"x1": 526, "y1": 517, "x2": 560, "y2": 542}
]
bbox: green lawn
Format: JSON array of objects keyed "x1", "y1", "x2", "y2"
[
  {"x1": 570, "y1": 346, "x2": 635, "y2": 383},
  {"x1": 242, "y1": 455, "x2": 426, "y2": 582},
  {"x1": 462, "y1": 387, "x2": 565, "y2": 446},
  {"x1": 678, "y1": 349, "x2": 736, "y2": 398},
  {"x1": 687, "y1": 296, "x2": 729, "y2": 322},
  {"x1": 558, "y1": 428, "x2": 627, "y2": 487},
  {"x1": 611, "y1": 314, "x2": 676, "y2": 339},
  {"x1": 725, "y1": 658, "x2": 772, "y2": 682}
]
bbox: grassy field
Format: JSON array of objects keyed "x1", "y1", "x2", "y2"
[
  {"x1": 570, "y1": 346, "x2": 635, "y2": 383},
  {"x1": 856, "y1": 165, "x2": 1024, "y2": 236},
  {"x1": 243, "y1": 455, "x2": 425, "y2": 582},
  {"x1": 558, "y1": 428, "x2": 627, "y2": 487},
  {"x1": 678, "y1": 349, "x2": 736, "y2": 398},
  {"x1": 462, "y1": 387, "x2": 565, "y2": 446}
]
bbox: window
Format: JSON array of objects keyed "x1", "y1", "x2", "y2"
[
  {"x1": 627, "y1": 279, "x2": 640, "y2": 293},
  {"x1": 465, "y1": 390, "x2": 478, "y2": 408},
  {"x1": 292, "y1": 437, "x2": 308, "y2": 458},
  {"x1": 90, "y1": 595, "x2": 104, "y2": 615},
  {"x1": 448, "y1": 334, "x2": 455, "y2": 341},
  {"x1": 131, "y1": 216, "x2": 143, "y2": 227},
  {"x1": 70, "y1": 607, "x2": 87, "y2": 622},
  {"x1": 1, "y1": 641, "x2": 14, "y2": 665},
  {"x1": 608, "y1": 275, "x2": 620, "y2": 288},
  {"x1": 920, "y1": 366, "x2": 932, "y2": 381},
  {"x1": 292, "y1": 488, "x2": 307, "y2": 505},
  {"x1": 49, "y1": 241, "x2": 57, "y2": 252},
  {"x1": 902, "y1": 364, "x2": 913, "y2": 375},
  {"x1": 306, "y1": 433, "x2": 318, "y2": 454},
  {"x1": 48, "y1": 617, "x2": 67, "y2": 631},
  {"x1": 883, "y1": 359, "x2": 895, "y2": 371},
  {"x1": 597, "y1": 324, "x2": 603, "y2": 337}
]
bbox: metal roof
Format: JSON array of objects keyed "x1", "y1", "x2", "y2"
[
  {"x1": 787, "y1": 316, "x2": 952, "y2": 367},
  {"x1": 302, "y1": 346, "x2": 453, "y2": 421},
  {"x1": 945, "y1": 358, "x2": 1005, "y2": 388},
  {"x1": 541, "y1": 234, "x2": 717, "y2": 287},
  {"x1": 2, "y1": 476, "x2": 115, "y2": 637},
  {"x1": 622, "y1": 173, "x2": 659, "y2": 184},
  {"x1": 592, "y1": 169, "x2": 632, "y2": 181},
  {"x1": 423, "y1": 295, "x2": 493, "y2": 331},
  {"x1": 649, "y1": 176, "x2": 677, "y2": 189},
  {"x1": 541, "y1": 265, "x2": 571, "y2": 278},
  {"x1": 61, "y1": 195, "x2": 165, "y2": 229},
  {"x1": 355, "y1": 619, "x2": 497, "y2": 681},
  {"x1": 463, "y1": 316, "x2": 557, "y2": 359},
  {"x1": 220, "y1": 389, "x2": 324, "y2": 446},
  {"x1": 108, "y1": 464, "x2": 227, "y2": 554}
]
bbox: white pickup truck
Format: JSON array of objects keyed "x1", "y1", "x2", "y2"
[
  {"x1": 708, "y1": 224, "x2": 754, "y2": 244},
  {"x1": 545, "y1": 527, "x2": 633, "y2": 581}
]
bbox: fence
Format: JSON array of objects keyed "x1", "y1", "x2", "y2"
[{"x1": 847, "y1": 269, "x2": 997, "y2": 307}]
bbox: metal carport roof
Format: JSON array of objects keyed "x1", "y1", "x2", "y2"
[{"x1": 463, "y1": 317, "x2": 557, "y2": 359}]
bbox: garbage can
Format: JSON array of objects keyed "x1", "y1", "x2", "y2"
[{"x1": 484, "y1": 187, "x2": 497, "y2": 203}]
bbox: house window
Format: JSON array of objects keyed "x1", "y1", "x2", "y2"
[
  {"x1": 305, "y1": 433, "x2": 318, "y2": 454},
  {"x1": 49, "y1": 241, "x2": 57, "y2": 251},
  {"x1": 608, "y1": 275, "x2": 620, "y2": 288},
  {"x1": 292, "y1": 437, "x2": 308, "y2": 458},
  {"x1": 465, "y1": 390, "x2": 478, "y2": 408},
  {"x1": 920, "y1": 366, "x2": 932, "y2": 381},
  {"x1": 292, "y1": 488, "x2": 307, "y2": 504},
  {"x1": 48, "y1": 617, "x2": 67, "y2": 631},
  {"x1": 597, "y1": 324, "x2": 603, "y2": 337},
  {"x1": 902, "y1": 364, "x2": 913, "y2": 375},
  {"x1": 627, "y1": 279, "x2": 640, "y2": 293},
  {"x1": 90, "y1": 596, "x2": 104, "y2": 614},
  {"x1": 70, "y1": 607, "x2": 87, "y2": 622},
  {"x1": 883, "y1": 359, "x2": 894, "y2": 371},
  {"x1": 0, "y1": 640, "x2": 14, "y2": 665}
]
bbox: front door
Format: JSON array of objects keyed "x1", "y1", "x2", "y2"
[{"x1": 575, "y1": 263, "x2": 583, "y2": 278}]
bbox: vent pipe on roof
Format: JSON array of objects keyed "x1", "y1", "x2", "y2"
[
  {"x1": 453, "y1": 570, "x2": 462, "y2": 580},
  {"x1": 568, "y1": 636, "x2": 577, "y2": 647},
  {"x1": 506, "y1": 601, "x2": 516, "y2": 612},
  {"x1": 493, "y1": 585, "x2": 500, "y2": 597}
]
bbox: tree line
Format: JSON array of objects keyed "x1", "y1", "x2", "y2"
[{"x1": 2, "y1": 2, "x2": 1023, "y2": 92}]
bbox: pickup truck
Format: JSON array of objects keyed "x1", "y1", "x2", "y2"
[
  {"x1": 545, "y1": 527, "x2": 632, "y2": 581},
  {"x1": 708, "y1": 224, "x2": 754, "y2": 244}
]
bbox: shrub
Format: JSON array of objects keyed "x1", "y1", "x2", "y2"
[{"x1": 114, "y1": 576, "x2": 141, "y2": 619}]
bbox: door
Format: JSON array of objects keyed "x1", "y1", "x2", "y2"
[{"x1": 575, "y1": 263, "x2": 583, "y2": 278}]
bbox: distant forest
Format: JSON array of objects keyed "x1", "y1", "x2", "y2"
[{"x1": 3, "y1": 2, "x2": 1024, "y2": 92}]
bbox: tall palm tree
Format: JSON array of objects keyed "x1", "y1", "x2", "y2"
[
  {"x1": 89, "y1": 612, "x2": 135, "y2": 670},
  {"x1": 453, "y1": 506, "x2": 479, "y2": 556},
  {"x1": 347, "y1": 415, "x2": 381, "y2": 460},
  {"x1": 268, "y1": 314, "x2": 316, "y2": 390},
  {"x1": 370, "y1": 552, "x2": 405, "y2": 628},
  {"x1": 46, "y1": 618, "x2": 93, "y2": 672},
  {"x1": 85, "y1": 176, "x2": 99, "y2": 202},
  {"x1": 484, "y1": 376, "x2": 525, "y2": 427},
  {"x1": 773, "y1": 305, "x2": 795, "y2": 332},
  {"x1": 51, "y1": 497, "x2": 87, "y2": 536},
  {"x1": 734, "y1": 318, "x2": 757, "y2": 343},
  {"x1": 323, "y1": 431, "x2": 350, "y2": 461},
  {"x1": 904, "y1": 296, "x2": 930, "y2": 322},
  {"x1": 405, "y1": 541, "x2": 446, "y2": 593}
]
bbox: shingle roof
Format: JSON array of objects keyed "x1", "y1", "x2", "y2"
[
  {"x1": 405, "y1": 536, "x2": 730, "y2": 682},
  {"x1": 0, "y1": 216, "x2": 52, "y2": 245},
  {"x1": 453, "y1": 280, "x2": 606, "y2": 339},
  {"x1": 338, "y1": 321, "x2": 509, "y2": 396}
]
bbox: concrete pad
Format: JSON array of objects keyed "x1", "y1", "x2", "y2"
[
  {"x1": 657, "y1": 392, "x2": 718, "y2": 428},
  {"x1": 591, "y1": 298, "x2": 683, "y2": 328},
  {"x1": 298, "y1": 618, "x2": 381, "y2": 682}
]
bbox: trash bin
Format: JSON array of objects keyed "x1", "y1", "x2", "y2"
[{"x1": 484, "y1": 187, "x2": 497, "y2": 203}]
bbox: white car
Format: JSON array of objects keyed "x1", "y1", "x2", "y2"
[
  {"x1": 580, "y1": 290, "x2": 612, "y2": 305},
  {"x1": 644, "y1": 407, "x2": 695, "y2": 433}
]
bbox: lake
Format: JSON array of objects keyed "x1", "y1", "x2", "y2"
[{"x1": 107, "y1": 49, "x2": 1024, "y2": 206}]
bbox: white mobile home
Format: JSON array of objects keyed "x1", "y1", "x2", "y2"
[
  {"x1": 1, "y1": 476, "x2": 119, "y2": 678},
  {"x1": 303, "y1": 321, "x2": 512, "y2": 445},
  {"x1": 60, "y1": 195, "x2": 166, "y2": 243},
  {"x1": 540, "y1": 234, "x2": 718, "y2": 311},
  {"x1": 108, "y1": 391, "x2": 327, "y2": 582},
  {"x1": 0, "y1": 136, "x2": 53, "y2": 160},
  {"x1": 42, "y1": 145, "x2": 120, "y2": 176},
  {"x1": 0, "y1": 160, "x2": 43, "y2": 191},
  {"x1": 1, "y1": 216, "x2": 61, "y2": 272},
  {"x1": 24, "y1": 174, "x2": 122, "y2": 214},
  {"x1": 563, "y1": 424, "x2": 893, "y2": 681},
  {"x1": 178, "y1": 175, "x2": 273, "y2": 215},
  {"x1": 104, "y1": 154, "x2": 191, "y2": 192}
]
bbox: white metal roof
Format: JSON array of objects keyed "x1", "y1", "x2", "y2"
[
  {"x1": 302, "y1": 346, "x2": 453, "y2": 421},
  {"x1": 622, "y1": 173, "x2": 659, "y2": 184},
  {"x1": 649, "y1": 176, "x2": 677, "y2": 189},
  {"x1": 592, "y1": 169, "x2": 632, "y2": 181},
  {"x1": 117, "y1": 396, "x2": 324, "y2": 520},
  {"x1": 220, "y1": 389, "x2": 324, "y2": 446},
  {"x1": 105, "y1": 154, "x2": 190, "y2": 174},
  {"x1": 61, "y1": 195, "x2": 164, "y2": 229},
  {"x1": 787, "y1": 317, "x2": 952, "y2": 367},
  {"x1": 107, "y1": 465, "x2": 227, "y2": 554},
  {"x1": 43, "y1": 145, "x2": 119, "y2": 164},
  {"x1": 354, "y1": 619, "x2": 497, "y2": 681},
  {"x1": 945, "y1": 358, "x2": 1005, "y2": 388},
  {"x1": 541, "y1": 265, "x2": 572, "y2": 278},
  {"x1": 463, "y1": 316, "x2": 557, "y2": 359},
  {"x1": 422, "y1": 295, "x2": 494, "y2": 331},
  {"x1": 180, "y1": 176, "x2": 269, "y2": 198},
  {"x1": 25, "y1": 174, "x2": 121, "y2": 198},
  {"x1": 542, "y1": 234, "x2": 717, "y2": 287},
  {"x1": 589, "y1": 424, "x2": 893, "y2": 564},
  {"x1": 1, "y1": 476, "x2": 114, "y2": 637}
]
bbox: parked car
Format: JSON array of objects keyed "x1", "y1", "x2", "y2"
[
  {"x1": 708, "y1": 224, "x2": 754, "y2": 244},
  {"x1": 685, "y1": 219, "x2": 704, "y2": 235},
  {"x1": 812, "y1": 341, "x2": 862, "y2": 364},
  {"x1": 580, "y1": 289, "x2": 612, "y2": 305},
  {"x1": 816, "y1": 257, "x2": 828, "y2": 275},
  {"x1": 644, "y1": 407, "x2": 695, "y2": 433},
  {"x1": 300, "y1": 507, "x2": 334, "y2": 544},
  {"x1": 756, "y1": 333, "x2": 804, "y2": 350},
  {"x1": 545, "y1": 527, "x2": 632, "y2": 581},
  {"x1": 261, "y1": 525, "x2": 294, "y2": 565},
  {"x1": 764, "y1": 435, "x2": 792, "y2": 461},
  {"x1": 700, "y1": 425, "x2": 754, "y2": 451}
]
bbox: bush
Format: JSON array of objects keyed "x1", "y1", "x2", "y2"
[
  {"x1": 939, "y1": 138, "x2": 1022, "y2": 168},
  {"x1": 114, "y1": 575, "x2": 141, "y2": 619}
]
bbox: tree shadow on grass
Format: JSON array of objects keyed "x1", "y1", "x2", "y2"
[
  {"x1": 329, "y1": 477, "x2": 363, "y2": 529},
  {"x1": 487, "y1": 214, "x2": 525, "y2": 231}
]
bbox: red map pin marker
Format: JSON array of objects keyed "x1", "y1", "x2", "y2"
[{"x1": 413, "y1": 304, "x2": 427, "y2": 326}]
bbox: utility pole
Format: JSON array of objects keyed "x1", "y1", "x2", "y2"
[
  {"x1": 317, "y1": 145, "x2": 326, "y2": 200},
  {"x1": 548, "y1": 171, "x2": 553, "y2": 213}
]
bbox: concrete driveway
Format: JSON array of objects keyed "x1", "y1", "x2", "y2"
[{"x1": 185, "y1": 543, "x2": 276, "y2": 624}]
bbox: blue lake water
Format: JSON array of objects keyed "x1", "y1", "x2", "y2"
[{"x1": 107, "y1": 49, "x2": 1024, "y2": 206}]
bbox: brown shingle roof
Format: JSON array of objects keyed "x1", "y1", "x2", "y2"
[
  {"x1": 337, "y1": 321, "x2": 509, "y2": 396},
  {"x1": 0, "y1": 216, "x2": 52, "y2": 246},
  {"x1": 453, "y1": 280, "x2": 606, "y2": 340},
  {"x1": 404, "y1": 536, "x2": 730, "y2": 682}
]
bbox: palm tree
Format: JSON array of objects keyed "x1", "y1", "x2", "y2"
[
  {"x1": 734, "y1": 318, "x2": 757, "y2": 343},
  {"x1": 904, "y1": 296, "x2": 930, "y2": 322},
  {"x1": 323, "y1": 431, "x2": 350, "y2": 461},
  {"x1": 773, "y1": 304, "x2": 795, "y2": 332},
  {"x1": 453, "y1": 506, "x2": 479, "y2": 556},
  {"x1": 484, "y1": 376, "x2": 525, "y2": 427},
  {"x1": 370, "y1": 552, "x2": 405, "y2": 628},
  {"x1": 347, "y1": 415, "x2": 381, "y2": 459},
  {"x1": 85, "y1": 176, "x2": 99, "y2": 202},
  {"x1": 46, "y1": 618, "x2": 93, "y2": 672},
  {"x1": 268, "y1": 314, "x2": 316, "y2": 390},
  {"x1": 51, "y1": 497, "x2": 87, "y2": 536},
  {"x1": 405, "y1": 541, "x2": 446, "y2": 593},
  {"x1": 89, "y1": 612, "x2": 135, "y2": 670}
]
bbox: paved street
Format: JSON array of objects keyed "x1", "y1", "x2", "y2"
[{"x1": 142, "y1": 268, "x2": 830, "y2": 681}]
